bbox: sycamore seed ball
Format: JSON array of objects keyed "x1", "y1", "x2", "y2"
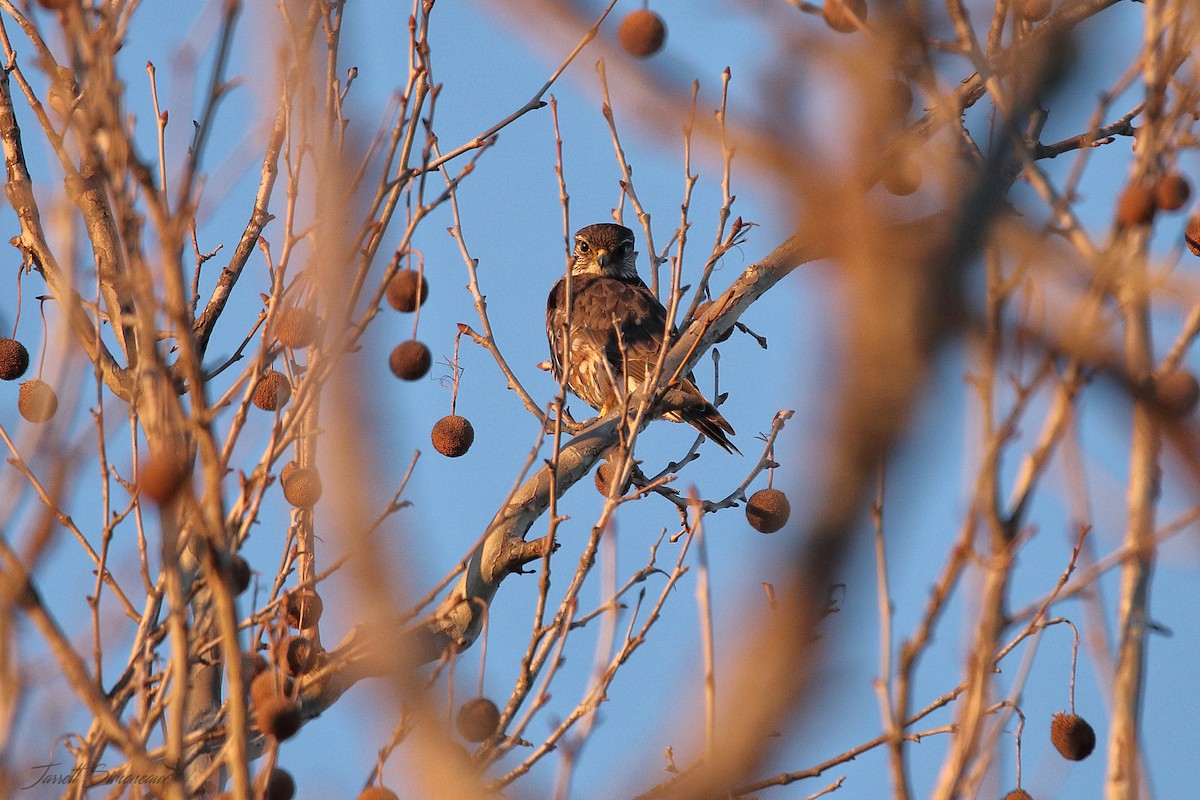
[
  {"x1": 1016, "y1": 0, "x2": 1051, "y2": 22},
  {"x1": 1115, "y1": 183, "x2": 1155, "y2": 227},
  {"x1": 18, "y1": 379, "x2": 58, "y2": 423},
  {"x1": 275, "y1": 306, "x2": 318, "y2": 349},
  {"x1": 746, "y1": 488, "x2": 791, "y2": 534},
  {"x1": 1050, "y1": 712, "x2": 1096, "y2": 761},
  {"x1": 1187, "y1": 215, "x2": 1200, "y2": 258},
  {"x1": 822, "y1": 0, "x2": 867, "y2": 33},
  {"x1": 456, "y1": 696, "x2": 501, "y2": 742},
  {"x1": 259, "y1": 696, "x2": 302, "y2": 741},
  {"x1": 284, "y1": 635, "x2": 318, "y2": 675},
  {"x1": 881, "y1": 153, "x2": 923, "y2": 196},
  {"x1": 286, "y1": 589, "x2": 324, "y2": 629},
  {"x1": 432, "y1": 415, "x2": 475, "y2": 457},
  {"x1": 595, "y1": 461, "x2": 616, "y2": 496},
  {"x1": 282, "y1": 467, "x2": 322, "y2": 508},
  {"x1": 140, "y1": 455, "x2": 191, "y2": 505},
  {"x1": 390, "y1": 340, "x2": 432, "y2": 381},
  {"x1": 0, "y1": 338, "x2": 29, "y2": 381},
  {"x1": 262, "y1": 768, "x2": 296, "y2": 800},
  {"x1": 357, "y1": 788, "x2": 401, "y2": 800},
  {"x1": 253, "y1": 370, "x2": 292, "y2": 411},
  {"x1": 250, "y1": 670, "x2": 286, "y2": 709},
  {"x1": 1153, "y1": 172, "x2": 1191, "y2": 212},
  {"x1": 1003, "y1": 790, "x2": 1034, "y2": 800},
  {"x1": 1152, "y1": 369, "x2": 1200, "y2": 417},
  {"x1": 227, "y1": 554, "x2": 252, "y2": 595},
  {"x1": 618, "y1": 9, "x2": 667, "y2": 58},
  {"x1": 386, "y1": 269, "x2": 429, "y2": 312}
]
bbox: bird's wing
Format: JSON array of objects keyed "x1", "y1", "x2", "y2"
[{"x1": 545, "y1": 277, "x2": 568, "y2": 383}]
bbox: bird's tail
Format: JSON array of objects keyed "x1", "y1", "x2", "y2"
[{"x1": 662, "y1": 384, "x2": 740, "y2": 455}]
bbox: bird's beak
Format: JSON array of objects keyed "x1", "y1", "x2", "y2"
[{"x1": 594, "y1": 249, "x2": 610, "y2": 269}]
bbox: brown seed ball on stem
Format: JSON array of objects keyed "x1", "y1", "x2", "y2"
[
  {"x1": 275, "y1": 306, "x2": 318, "y2": 349},
  {"x1": 286, "y1": 589, "x2": 324, "y2": 629},
  {"x1": 1016, "y1": 0, "x2": 1051, "y2": 22},
  {"x1": 1050, "y1": 712, "x2": 1096, "y2": 761},
  {"x1": 258, "y1": 696, "x2": 302, "y2": 741},
  {"x1": 282, "y1": 466, "x2": 322, "y2": 508},
  {"x1": 250, "y1": 670, "x2": 288, "y2": 709},
  {"x1": 822, "y1": 0, "x2": 867, "y2": 33},
  {"x1": 881, "y1": 153, "x2": 923, "y2": 196},
  {"x1": 357, "y1": 788, "x2": 401, "y2": 800},
  {"x1": 227, "y1": 554, "x2": 252, "y2": 595},
  {"x1": 1186, "y1": 214, "x2": 1200, "y2": 257},
  {"x1": 432, "y1": 415, "x2": 475, "y2": 457},
  {"x1": 457, "y1": 696, "x2": 501, "y2": 742},
  {"x1": 0, "y1": 338, "x2": 29, "y2": 380},
  {"x1": 746, "y1": 488, "x2": 791, "y2": 534},
  {"x1": 261, "y1": 768, "x2": 296, "y2": 800},
  {"x1": 1153, "y1": 172, "x2": 1191, "y2": 212},
  {"x1": 385, "y1": 269, "x2": 429, "y2": 312},
  {"x1": 390, "y1": 340, "x2": 432, "y2": 381},
  {"x1": 283, "y1": 635, "x2": 318, "y2": 675},
  {"x1": 18, "y1": 379, "x2": 58, "y2": 423},
  {"x1": 618, "y1": 9, "x2": 667, "y2": 57},
  {"x1": 140, "y1": 455, "x2": 191, "y2": 504},
  {"x1": 1002, "y1": 790, "x2": 1034, "y2": 800},
  {"x1": 1115, "y1": 183, "x2": 1155, "y2": 227},
  {"x1": 595, "y1": 461, "x2": 617, "y2": 496},
  {"x1": 1152, "y1": 369, "x2": 1200, "y2": 416},
  {"x1": 253, "y1": 370, "x2": 292, "y2": 411}
]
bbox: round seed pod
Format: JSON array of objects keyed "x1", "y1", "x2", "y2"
[
  {"x1": 253, "y1": 370, "x2": 292, "y2": 411},
  {"x1": 389, "y1": 340, "x2": 432, "y2": 381},
  {"x1": 1016, "y1": 0, "x2": 1051, "y2": 21},
  {"x1": 1153, "y1": 172, "x2": 1191, "y2": 212},
  {"x1": 286, "y1": 589, "x2": 324, "y2": 629},
  {"x1": 357, "y1": 788, "x2": 401, "y2": 800},
  {"x1": 595, "y1": 461, "x2": 616, "y2": 496},
  {"x1": 227, "y1": 554, "x2": 252, "y2": 595},
  {"x1": 746, "y1": 488, "x2": 791, "y2": 534},
  {"x1": 1152, "y1": 369, "x2": 1200, "y2": 416},
  {"x1": 385, "y1": 269, "x2": 429, "y2": 312},
  {"x1": 283, "y1": 635, "x2": 318, "y2": 676},
  {"x1": 1050, "y1": 712, "x2": 1096, "y2": 761},
  {"x1": 1115, "y1": 183, "x2": 1155, "y2": 227},
  {"x1": 456, "y1": 697, "x2": 501, "y2": 742},
  {"x1": 139, "y1": 455, "x2": 191, "y2": 505},
  {"x1": 275, "y1": 306, "x2": 318, "y2": 349},
  {"x1": 1186, "y1": 214, "x2": 1200, "y2": 257},
  {"x1": 282, "y1": 467, "x2": 322, "y2": 508},
  {"x1": 243, "y1": 651, "x2": 270, "y2": 681},
  {"x1": 281, "y1": 460, "x2": 299, "y2": 485},
  {"x1": 881, "y1": 152, "x2": 923, "y2": 196},
  {"x1": 1002, "y1": 790, "x2": 1033, "y2": 800},
  {"x1": 259, "y1": 696, "x2": 301, "y2": 741},
  {"x1": 250, "y1": 670, "x2": 286, "y2": 709},
  {"x1": 261, "y1": 768, "x2": 296, "y2": 800},
  {"x1": 617, "y1": 9, "x2": 667, "y2": 57},
  {"x1": 432, "y1": 415, "x2": 475, "y2": 457},
  {"x1": 0, "y1": 338, "x2": 29, "y2": 380},
  {"x1": 822, "y1": 0, "x2": 867, "y2": 33},
  {"x1": 18, "y1": 379, "x2": 58, "y2": 423}
]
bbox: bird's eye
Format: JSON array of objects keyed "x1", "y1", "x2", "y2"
[{"x1": 578, "y1": 240, "x2": 590, "y2": 254}]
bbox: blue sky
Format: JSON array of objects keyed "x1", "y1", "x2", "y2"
[{"x1": 3, "y1": 0, "x2": 1198, "y2": 798}]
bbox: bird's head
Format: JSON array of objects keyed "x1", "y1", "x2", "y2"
[{"x1": 571, "y1": 223, "x2": 638, "y2": 280}]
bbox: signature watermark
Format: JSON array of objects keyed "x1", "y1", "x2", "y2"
[{"x1": 22, "y1": 762, "x2": 171, "y2": 790}]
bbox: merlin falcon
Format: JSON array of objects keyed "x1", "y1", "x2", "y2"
[{"x1": 546, "y1": 223, "x2": 738, "y2": 454}]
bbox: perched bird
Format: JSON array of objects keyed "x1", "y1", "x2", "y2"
[{"x1": 546, "y1": 223, "x2": 738, "y2": 454}]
